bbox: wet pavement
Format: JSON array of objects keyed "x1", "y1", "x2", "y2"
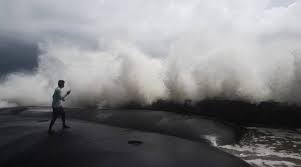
[{"x1": 0, "y1": 107, "x2": 250, "y2": 167}]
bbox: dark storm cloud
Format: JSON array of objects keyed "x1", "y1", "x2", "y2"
[{"x1": 0, "y1": 36, "x2": 38, "y2": 77}]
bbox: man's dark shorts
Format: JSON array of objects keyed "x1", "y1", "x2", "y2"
[{"x1": 52, "y1": 107, "x2": 64, "y2": 117}]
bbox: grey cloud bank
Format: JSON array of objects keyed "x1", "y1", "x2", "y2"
[
  {"x1": 0, "y1": 36, "x2": 38, "y2": 76},
  {"x1": 0, "y1": 0, "x2": 301, "y2": 107}
]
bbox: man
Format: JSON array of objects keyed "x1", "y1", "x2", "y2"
[{"x1": 48, "y1": 80, "x2": 71, "y2": 134}]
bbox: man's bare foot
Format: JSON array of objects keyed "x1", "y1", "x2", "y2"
[
  {"x1": 63, "y1": 125, "x2": 71, "y2": 129},
  {"x1": 48, "y1": 130, "x2": 55, "y2": 135}
]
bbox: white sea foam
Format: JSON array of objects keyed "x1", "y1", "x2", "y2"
[
  {"x1": 220, "y1": 144, "x2": 301, "y2": 160},
  {"x1": 0, "y1": 100, "x2": 17, "y2": 108},
  {"x1": 246, "y1": 159, "x2": 296, "y2": 167},
  {"x1": 1, "y1": 1, "x2": 301, "y2": 107},
  {"x1": 204, "y1": 135, "x2": 218, "y2": 147},
  {"x1": 219, "y1": 127, "x2": 301, "y2": 167}
]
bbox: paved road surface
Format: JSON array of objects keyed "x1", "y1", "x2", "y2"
[{"x1": 0, "y1": 108, "x2": 250, "y2": 167}]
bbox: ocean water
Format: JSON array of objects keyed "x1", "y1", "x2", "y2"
[{"x1": 217, "y1": 127, "x2": 301, "y2": 167}]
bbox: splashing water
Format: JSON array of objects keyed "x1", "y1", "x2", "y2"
[{"x1": 1, "y1": 0, "x2": 301, "y2": 107}]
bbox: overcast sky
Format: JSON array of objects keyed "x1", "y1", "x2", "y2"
[
  {"x1": 0, "y1": 0, "x2": 299, "y2": 44},
  {"x1": 0, "y1": 0, "x2": 300, "y2": 74},
  {"x1": 1, "y1": 0, "x2": 301, "y2": 106},
  {"x1": 0, "y1": 0, "x2": 299, "y2": 75}
]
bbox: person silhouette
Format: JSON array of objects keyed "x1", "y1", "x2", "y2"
[{"x1": 48, "y1": 80, "x2": 71, "y2": 134}]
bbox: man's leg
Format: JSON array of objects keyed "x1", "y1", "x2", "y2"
[
  {"x1": 48, "y1": 109, "x2": 58, "y2": 134},
  {"x1": 61, "y1": 107, "x2": 70, "y2": 128}
]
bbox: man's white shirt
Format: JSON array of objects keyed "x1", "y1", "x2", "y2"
[{"x1": 52, "y1": 87, "x2": 64, "y2": 108}]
